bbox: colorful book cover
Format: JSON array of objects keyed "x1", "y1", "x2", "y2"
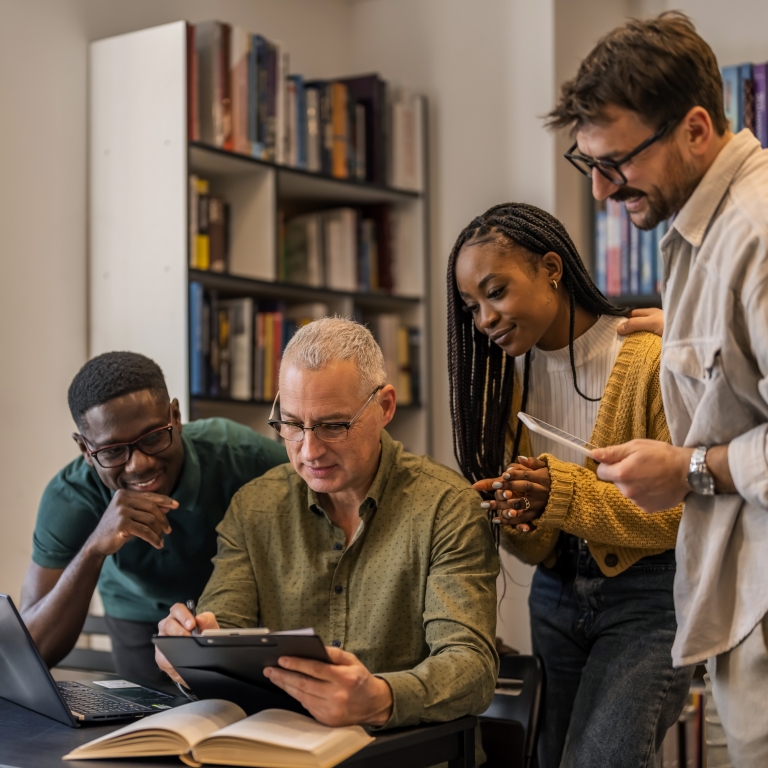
[
  {"x1": 189, "y1": 282, "x2": 205, "y2": 396},
  {"x1": 753, "y1": 63, "x2": 767, "y2": 148},
  {"x1": 331, "y1": 82, "x2": 349, "y2": 178}
]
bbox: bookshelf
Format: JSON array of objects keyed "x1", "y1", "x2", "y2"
[{"x1": 89, "y1": 21, "x2": 431, "y2": 454}]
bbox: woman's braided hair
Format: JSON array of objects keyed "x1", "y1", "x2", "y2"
[{"x1": 447, "y1": 202, "x2": 628, "y2": 483}]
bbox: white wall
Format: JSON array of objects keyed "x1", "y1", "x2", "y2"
[
  {"x1": 0, "y1": 0, "x2": 353, "y2": 606},
  {"x1": 629, "y1": 0, "x2": 768, "y2": 65}
]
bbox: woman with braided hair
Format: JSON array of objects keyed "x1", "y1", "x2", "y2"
[{"x1": 448, "y1": 202, "x2": 693, "y2": 768}]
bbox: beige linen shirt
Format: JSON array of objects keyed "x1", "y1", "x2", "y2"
[
  {"x1": 197, "y1": 429, "x2": 500, "y2": 728},
  {"x1": 660, "y1": 129, "x2": 768, "y2": 666}
]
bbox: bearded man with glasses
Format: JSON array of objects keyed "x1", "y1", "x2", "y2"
[
  {"x1": 156, "y1": 318, "x2": 499, "y2": 744},
  {"x1": 21, "y1": 351, "x2": 287, "y2": 685}
]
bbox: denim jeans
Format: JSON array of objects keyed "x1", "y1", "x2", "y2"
[{"x1": 530, "y1": 536, "x2": 694, "y2": 768}]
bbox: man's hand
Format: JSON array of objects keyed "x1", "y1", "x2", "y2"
[
  {"x1": 155, "y1": 603, "x2": 220, "y2": 686},
  {"x1": 617, "y1": 307, "x2": 664, "y2": 338},
  {"x1": 593, "y1": 440, "x2": 693, "y2": 512},
  {"x1": 264, "y1": 646, "x2": 393, "y2": 727},
  {"x1": 85, "y1": 490, "x2": 178, "y2": 558},
  {"x1": 473, "y1": 456, "x2": 550, "y2": 532}
]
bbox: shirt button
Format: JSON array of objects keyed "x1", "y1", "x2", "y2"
[
  {"x1": 333, "y1": 543, "x2": 342, "y2": 551},
  {"x1": 334, "y1": 585, "x2": 344, "y2": 594},
  {"x1": 605, "y1": 553, "x2": 619, "y2": 567},
  {"x1": 332, "y1": 639, "x2": 341, "y2": 647}
]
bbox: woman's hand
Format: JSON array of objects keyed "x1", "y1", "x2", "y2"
[
  {"x1": 473, "y1": 456, "x2": 551, "y2": 532},
  {"x1": 617, "y1": 307, "x2": 664, "y2": 337}
]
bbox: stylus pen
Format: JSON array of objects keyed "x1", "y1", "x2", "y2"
[{"x1": 185, "y1": 599, "x2": 200, "y2": 636}]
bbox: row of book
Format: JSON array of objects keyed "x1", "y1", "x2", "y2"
[
  {"x1": 189, "y1": 176, "x2": 230, "y2": 271},
  {"x1": 189, "y1": 284, "x2": 421, "y2": 405},
  {"x1": 661, "y1": 690, "x2": 704, "y2": 768},
  {"x1": 722, "y1": 62, "x2": 767, "y2": 147},
  {"x1": 279, "y1": 205, "x2": 397, "y2": 293},
  {"x1": 594, "y1": 199, "x2": 668, "y2": 297},
  {"x1": 188, "y1": 21, "x2": 424, "y2": 191}
]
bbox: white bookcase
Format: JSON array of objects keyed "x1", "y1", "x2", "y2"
[{"x1": 89, "y1": 21, "x2": 431, "y2": 454}]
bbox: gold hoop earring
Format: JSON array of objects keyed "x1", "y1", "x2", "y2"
[{"x1": 551, "y1": 280, "x2": 558, "y2": 291}]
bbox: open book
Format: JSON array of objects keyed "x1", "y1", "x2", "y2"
[{"x1": 63, "y1": 700, "x2": 374, "y2": 768}]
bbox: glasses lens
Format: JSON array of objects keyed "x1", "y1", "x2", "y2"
[
  {"x1": 274, "y1": 423, "x2": 305, "y2": 442},
  {"x1": 596, "y1": 163, "x2": 625, "y2": 185},
  {"x1": 569, "y1": 155, "x2": 594, "y2": 177},
  {"x1": 137, "y1": 428, "x2": 173, "y2": 456},
  {"x1": 94, "y1": 445, "x2": 131, "y2": 468},
  {"x1": 314, "y1": 424, "x2": 349, "y2": 443}
]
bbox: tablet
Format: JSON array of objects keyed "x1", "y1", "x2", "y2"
[
  {"x1": 152, "y1": 630, "x2": 331, "y2": 692},
  {"x1": 517, "y1": 412, "x2": 596, "y2": 458}
]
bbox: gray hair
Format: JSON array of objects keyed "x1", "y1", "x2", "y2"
[{"x1": 280, "y1": 317, "x2": 387, "y2": 397}]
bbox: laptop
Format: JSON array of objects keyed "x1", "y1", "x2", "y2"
[{"x1": 0, "y1": 593, "x2": 182, "y2": 726}]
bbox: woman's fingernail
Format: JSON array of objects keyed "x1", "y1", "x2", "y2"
[
  {"x1": 492, "y1": 482, "x2": 502, "y2": 489},
  {"x1": 520, "y1": 525, "x2": 530, "y2": 532},
  {"x1": 504, "y1": 491, "x2": 512, "y2": 499},
  {"x1": 503, "y1": 473, "x2": 511, "y2": 480},
  {"x1": 517, "y1": 456, "x2": 528, "y2": 462},
  {"x1": 480, "y1": 501, "x2": 491, "y2": 509},
  {"x1": 491, "y1": 518, "x2": 501, "y2": 524}
]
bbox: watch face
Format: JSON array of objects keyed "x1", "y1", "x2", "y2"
[{"x1": 689, "y1": 470, "x2": 715, "y2": 495}]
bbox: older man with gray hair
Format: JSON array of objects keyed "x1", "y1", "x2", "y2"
[{"x1": 157, "y1": 317, "x2": 499, "y2": 732}]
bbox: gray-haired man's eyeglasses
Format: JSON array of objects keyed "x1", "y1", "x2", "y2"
[{"x1": 268, "y1": 386, "x2": 383, "y2": 443}]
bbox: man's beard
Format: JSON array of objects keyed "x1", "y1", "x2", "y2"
[{"x1": 610, "y1": 145, "x2": 700, "y2": 230}]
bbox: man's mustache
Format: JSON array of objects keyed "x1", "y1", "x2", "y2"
[{"x1": 609, "y1": 187, "x2": 646, "y2": 203}]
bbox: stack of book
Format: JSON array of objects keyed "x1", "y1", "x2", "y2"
[
  {"x1": 190, "y1": 284, "x2": 420, "y2": 406},
  {"x1": 593, "y1": 199, "x2": 668, "y2": 298},
  {"x1": 722, "y1": 62, "x2": 767, "y2": 147},
  {"x1": 188, "y1": 21, "x2": 425, "y2": 191},
  {"x1": 279, "y1": 205, "x2": 396, "y2": 293},
  {"x1": 189, "y1": 176, "x2": 230, "y2": 271}
]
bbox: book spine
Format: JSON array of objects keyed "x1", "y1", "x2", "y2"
[
  {"x1": 190, "y1": 282, "x2": 205, "y2": 395},
  {"x1": 305, "y1": 87, "x2": 321, "y2": 172},
  {"x1": 605, "y1": 199, "x2": 621, "y2": 296},
  {"x1": 722, "y1": 65, "x2": 740, "y2": 133},
  {"x1": 754, "y1": 63, "x2": 768, "y2": 148},
  {"x1": 332, "y1": 82, "x2": 349, "y2": 178},
  {"x1": 739, "y1": 63, "x2": 754, "y2": 134},
  {"x1": 594, "y1": 205, "x2": 607, "y2": 295},
  {"x1": 619, "y1": 204, "x2": 630, "y2": 296},
  {"x1": 639, "y1": 229, "x2": 654, "y2": 295},
  {"x1": 629, "y1": 223, "x2": 640, "y2": 295}
]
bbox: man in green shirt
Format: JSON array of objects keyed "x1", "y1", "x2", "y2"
[
  {"x1": 157, "y1": 318, "x2": 499, "y2": 731},
  {"x1": 22, "y1": 351, "x2": 286, "y2": 685}
]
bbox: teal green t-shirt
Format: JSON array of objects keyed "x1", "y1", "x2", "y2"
[{"x1": 32, "y1": 418, "x2": 287, "y2": 623}]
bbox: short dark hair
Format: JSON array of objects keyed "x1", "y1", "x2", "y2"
[
  {"x1": 68, "y1": 351, "x2": 169, "y2": 430},
  {"x1": 546, "y1": 12, "x2": 728, "y2": 136}
]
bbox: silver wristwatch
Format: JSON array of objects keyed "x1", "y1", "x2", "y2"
[{"x1": 687, "y1": 446, "x2": 715, "y2": 495}]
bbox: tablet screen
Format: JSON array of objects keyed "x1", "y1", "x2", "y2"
[{"x1": 517, "y1": 412, "x2": 596, "y2": 458}]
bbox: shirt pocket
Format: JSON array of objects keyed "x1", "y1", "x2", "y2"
[{"x1": 662, "y1": 338, "x2": 722, "y2": 420}]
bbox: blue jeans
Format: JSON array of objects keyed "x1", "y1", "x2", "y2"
[{"x1": 530, "y1": 536, "x2": 694, "y2": 768}]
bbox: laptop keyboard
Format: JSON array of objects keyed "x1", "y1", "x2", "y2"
[{"x1": 57, "y1": 681, "x2": 151, "y2": 715}]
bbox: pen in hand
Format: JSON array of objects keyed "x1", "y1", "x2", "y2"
[{"x1": 185, "y1": 599, "x2": 200, "y2": 636}]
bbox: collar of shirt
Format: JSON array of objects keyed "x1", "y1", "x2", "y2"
[
  {"x1": 669, "y1": 129, "x2": 761, "y2": 249},
  {"x1": 306, "y1": 429, "x2": 396, "y2": 521}
]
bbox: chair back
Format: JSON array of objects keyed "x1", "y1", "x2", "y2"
[
  {"x1": 480, "y1": 654, "x2": 543, "y2": 768},
  {"x1": 59, "y1": 615, "x2": 115, "y2": 673}
]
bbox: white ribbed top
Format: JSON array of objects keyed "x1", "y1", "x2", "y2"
[{"x1": 513, "y1": 315, "x2": 625, "y2": 466}]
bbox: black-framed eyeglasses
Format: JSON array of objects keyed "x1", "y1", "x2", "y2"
[
  {"x1": 564, "y1": 121, "x2": 675, "y2": 186},
  {"x1": 75, "y1": 410, "x2": 174, "y2": 468},
  {"x1": 268, "y1": 386, "x2": 383, "y2": 443}
]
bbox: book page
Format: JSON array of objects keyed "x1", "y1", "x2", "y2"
[
  {"x1": 64, "y1": 700, "x2": 245, "y2": 759},
  {"x1": 199, "y1": 709, "x2": 373, "y2": 753}
]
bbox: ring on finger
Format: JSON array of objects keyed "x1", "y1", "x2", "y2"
[{"x1": 521, "y1": 497, "x2": 531, "y2": 511}]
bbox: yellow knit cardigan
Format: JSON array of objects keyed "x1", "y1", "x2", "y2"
[{"x1": 501, "y1": 330, "x2": 682, "y2": 576}]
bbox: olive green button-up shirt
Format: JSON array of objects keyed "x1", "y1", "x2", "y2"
[{"x1": 198, "y1": 429, "x2": 500, "y2": 729}]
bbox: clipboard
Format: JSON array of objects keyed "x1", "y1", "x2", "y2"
[{"x1": 152, "y1": 630, "x2": 331, "y2": 691}]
